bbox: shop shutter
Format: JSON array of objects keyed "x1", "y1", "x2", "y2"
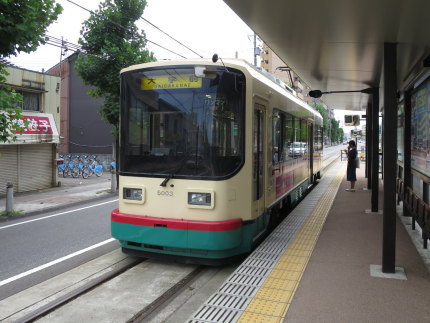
[
  {"x1": 0, "y1": 146, "x2": 18, "y2": 195},
  {"x1": 18, "y1": 144, "x2": 53, "y2": 192}
]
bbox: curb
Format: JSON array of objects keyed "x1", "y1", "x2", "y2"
[{"x1": 0, "y1": 192, "x2": 118, "y2": 223}]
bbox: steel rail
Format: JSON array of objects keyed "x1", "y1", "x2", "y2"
[
  {"x1": 127, "y1": 266, "x2": 206, "y2": 323},
  {"x1": 14, "y1": 258, "x2": 143, "y2": 323}
]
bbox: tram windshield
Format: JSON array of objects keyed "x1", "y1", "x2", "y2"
[{"x1": 120, "y1": 66, "x2": 245, "y2": 179}]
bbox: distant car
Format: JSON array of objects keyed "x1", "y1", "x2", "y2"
[{"x1": 288, "y1": 142, "x2": 307, "y2": 156}]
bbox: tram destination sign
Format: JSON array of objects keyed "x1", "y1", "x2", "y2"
[{"x1": 141, "y1": 74, "x2": 202, "y2": 90}]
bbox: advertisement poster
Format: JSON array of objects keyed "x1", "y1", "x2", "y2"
[
  {"x1": 397, "y1": 101, "x2": 404, "y2": 162},
  {"x1": 411, "y1": 79, "x2": 430, "y2": 175}
]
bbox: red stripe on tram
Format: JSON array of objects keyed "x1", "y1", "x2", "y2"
[{"x1": 111, "y1": 209, "x2": 242, "y2": 232}]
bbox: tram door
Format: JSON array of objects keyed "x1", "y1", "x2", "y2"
[{"x1": 253, "y1": 103, "x2": 265, "y2": 218}]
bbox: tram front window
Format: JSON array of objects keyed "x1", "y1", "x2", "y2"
[{"x1": 120, "y1": 66, "x2": 245, "y2": 179}]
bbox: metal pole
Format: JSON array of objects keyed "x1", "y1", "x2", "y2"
[
  {"x1": 111, "y1": 142, "x2": 116, "y2": 193},
  {"x1": 366, "y1": 103, "x2": 371, "y2": 187},
  {"x1": 382, "y1": 42, "x2": 397, "y2": 273},
  {"x1": 371, "y1": 88, "x2": 379, "y2": 212},
  {"x1": 6, "y1": 182, "x2": 14, "y2": 213}
]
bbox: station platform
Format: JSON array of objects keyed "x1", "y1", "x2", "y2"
[{"x1": 190, "y1": 159, "x2": 430, "y2": 322}]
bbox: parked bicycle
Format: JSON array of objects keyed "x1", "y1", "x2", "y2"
[{"x1": 56, "y1": 153, "x2": 107, "y2": 179}]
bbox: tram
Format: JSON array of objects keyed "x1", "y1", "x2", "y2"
[{"x1": 111, "y1": 58, "x2": 323, "y2": 264}]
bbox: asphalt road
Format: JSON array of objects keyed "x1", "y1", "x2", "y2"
[{"x1": 0, "y1": 198, "x2": 119, "y2": 300}]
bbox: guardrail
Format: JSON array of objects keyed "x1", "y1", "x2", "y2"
[{"x1": 397, "y1": 178, "x2": 429, "y2": 249}]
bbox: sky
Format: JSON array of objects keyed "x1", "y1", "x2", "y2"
[
  {"x1": 7, "y1": 0, "x2": 256, "y2": 72},
  {"x1": 6, "y1": 0, "x2": 354, "y2": 128}
]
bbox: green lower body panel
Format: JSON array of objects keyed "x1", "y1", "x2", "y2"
[{"x1": 111, "y1": 209, "x2": 268, "y2": 260}]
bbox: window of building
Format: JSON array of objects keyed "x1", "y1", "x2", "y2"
[{"x1": 22, "y1": 91, "x2": 40, "y2": 111}]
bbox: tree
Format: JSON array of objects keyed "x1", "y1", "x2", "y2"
[
  {"x1": 75, "y1": 0, "x2": 155, "y2": 136},
  {"x1": 314, "y1": 103, "x2": 330, "y2": 143},
  {"x1": 0, "y1": 0, "x2": 63, "y2": 57},
  {"x1": 0, "y1": 66, "x2": 26, "y2": 142},
  {"x1": 338, "y1": 127, "x2": 344, "y2": 142},
  {"x1": 314, "y1": 103, "x2": 343, "y2": 144},
  {"x1": 330, "y1": 118, "x2": 341, "y2": 143},
  {"x1": 0, "y1": 0, "x2": 63, "y2": 142}
]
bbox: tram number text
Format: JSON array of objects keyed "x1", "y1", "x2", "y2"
[{"x1": 157, "y1": 190, "x2": 173, "y2": 197}]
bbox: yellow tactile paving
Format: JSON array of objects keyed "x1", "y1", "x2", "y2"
[
  {"x1": 262, "y1": 277, "x2": 298, "y2": 290},
  {"x1": 246, "y1": 298, "x2": 289, "y2": 316},
  {"x1": 237, "y1": 312, "x2": 283, "y2": 323},
  {"x1": 281, "y1": 249, "x2": 312, "y2": 257},
  {"x1": 256, "y1": 287, "x2": 295, "y2": 303},
  {"x1": 268, "y1": 268, "x2": 302, "y2": 281},
  {"x1": 278, "y1": 255, "x2": 308, "y2": 264},
  {"x1": 238, "y1": 164, "x2": 346, "y2": 322}
]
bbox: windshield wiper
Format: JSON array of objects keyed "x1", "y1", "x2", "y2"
[
  {"x1": 159, "y1": 154, "x2": 190, "y2": 187},
  {"x1": 160, "y1": 175, "x2": 172, "y2": 187}
]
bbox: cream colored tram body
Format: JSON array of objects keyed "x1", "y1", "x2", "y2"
[{"x1": 111, "y1": 59, "x2": 323, "y2": 264}]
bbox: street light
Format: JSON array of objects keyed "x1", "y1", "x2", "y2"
[{"x1": 308, "y1": 87, "x2": 375, "y2": 98}]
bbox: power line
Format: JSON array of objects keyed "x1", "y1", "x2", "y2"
[
  {"x1": 65, "y1": 0, "x2": 195, "y2": 59},
  {"x1": 139, "y1": 17, "x2": 202, "y2": 58}
]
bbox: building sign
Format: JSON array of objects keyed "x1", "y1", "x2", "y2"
[
  {"x1": 15, "y1": 116, "x2": 53, "y2": 134},
  {"x1": 141, "y1": 74, "x2": 202, "y2": 90},
  {"x1": 0, "y1": 112, "x2": 59, "y2": 145}
]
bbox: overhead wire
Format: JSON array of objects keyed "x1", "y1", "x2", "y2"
[
  {"x1": 139, "y1": 17, "x2": 203, "y2": 58},
  {"x1": 65, "y1": 0, "x2": 199, "y2": 59}
]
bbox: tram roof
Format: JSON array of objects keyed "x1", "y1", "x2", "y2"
[{"x1": 223, "y1": 0, "x2": 430, "y2": 111}]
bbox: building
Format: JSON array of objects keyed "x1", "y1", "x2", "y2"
[
  {"x1": 47, "y1": 52, "x2": 114, "y2": 155},
  {"x1": 259, "y1": 43, "x2": 306, "y2": 100},
  {"x1": 0, "y1": 65, "x2": 60, "y2": 195}
]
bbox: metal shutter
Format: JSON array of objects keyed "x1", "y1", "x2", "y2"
[
  {"x1": 18, "y1": 144, "x2": 53, "y2": 192},
  {"x1": 0, "y1": 146, "x2": 19, "y2": 195}
]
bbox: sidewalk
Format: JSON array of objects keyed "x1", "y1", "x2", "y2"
[{"x1": 0, "y1": 173, "x2": 117, "y2": 219}]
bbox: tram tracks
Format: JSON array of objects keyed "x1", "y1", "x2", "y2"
[
  {"x1": 127, "y1": 266, "x2": 205, "y2": 323},
  {"x1": 12, "y1": 258, "x2": 143, "y2": 323},
  {"x1": 5, "y1": 254, "x2": 209, "y2": 323}
]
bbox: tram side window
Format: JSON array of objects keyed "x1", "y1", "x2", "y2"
[
  {"x1": 300, "y1": 119, "x2": 308, "y2": 155},
  {"x1": 314, "y1": 125, "x2": 323, "y2": 152},
  {"x1": 283, "y1": 113, "x2": 294, "y2": 160},
  {"x1": 272, "y1": 110, "x2": 282, "y2": 164}
]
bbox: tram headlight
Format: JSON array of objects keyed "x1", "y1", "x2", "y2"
[
  {"x1": 123, "y1": 188, "x2": 143, "y2": 201},
  {"x1": 188, "y1": 192, "x2": 211, "y2": 206}
]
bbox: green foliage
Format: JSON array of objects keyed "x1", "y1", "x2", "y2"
[
  {"x1": 0, "y1": 66, "x2": 28, "y2": 142},
  {"x1": 0, "y1": 0, "x2": 62, "y2": 142},
  {"x1": 338, "y1": 127, "x2": 344, "y2": 142},
  {"x1": 0, "y1": 0, "x2": 63, "y2": 57},
  {"x1": 313, "y1": 103, "x2": 343, "y2": 143},
  {"x1": 314, "y1": 103, "x2": 330, "y2": 136},
  {"x1": 330, "y1": 118, "x2": 339, "y2": 142},
  {"x1": 75, "y1": 0, "x2": 156, "y2": 137},
  {"x1": 0, "y1": 209, "x2": 23, "y2": 219}
]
